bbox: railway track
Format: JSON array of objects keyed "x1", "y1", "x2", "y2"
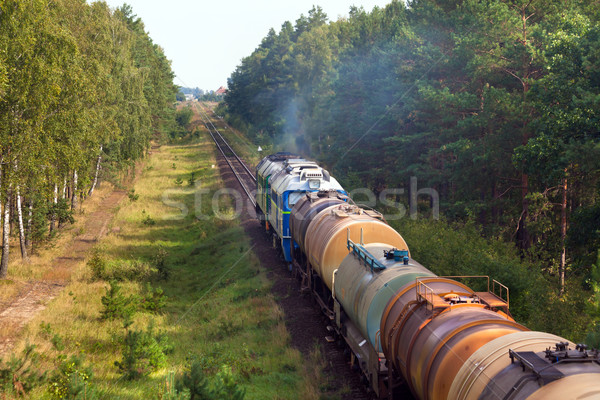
[{"x1": 195, "y1": 103, "x2": 257, "y2": 207}]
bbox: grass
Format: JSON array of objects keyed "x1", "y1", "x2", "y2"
[{"x1": 4, "y1": 129, "x2": 332, "y2": 399}]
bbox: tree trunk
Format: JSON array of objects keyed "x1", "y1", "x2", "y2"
[
  {"x1": 559, "y1": 170, "x2": 568, "y2": 295},
  {"x1": 16, "y1": 185, "x2": 28, "y2": 261},
  {"x1": 88, "y1": 145, "x2": 102, "y2": 196},
  {"x1": 50, "y1": 183, "x2": 57, "y2": 234},
  {"x1": 0, "y1": 189, "x2": 11, "y2": 278},
  {"x1": 71, "y1": 170, "x2": 78, "y2": 210}
]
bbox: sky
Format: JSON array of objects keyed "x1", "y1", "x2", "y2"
[{"x1": 101, "y1": 0, "x2": 393, "y2": 91}]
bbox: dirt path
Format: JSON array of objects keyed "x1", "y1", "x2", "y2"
[{"x1": 0, "y1": 188, "x2": 128, "y2": 356}]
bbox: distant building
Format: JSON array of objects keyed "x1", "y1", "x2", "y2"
[
  {"x1": 215, "y1": 86, "x2": 227, "y2": 96},
  {"x1": 184, "y1": 94, "x2": 195, "y2": 101}
]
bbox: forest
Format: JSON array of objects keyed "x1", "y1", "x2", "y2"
[
  {"x1": 222, "y1": 0, "x2": 600, "y2": 340},
  {"x1": 0, "y1": 0, "x2": 177, "y2": 277}
]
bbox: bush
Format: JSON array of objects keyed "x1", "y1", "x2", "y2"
[
  {"x1": 88, "y1": 249, "x2": 107, "y2": 281},
  {"x1": 115, "y1": 322, "x2": 173, "y2": 380},
  {"x1": 100, "y1": 281, "x2": 138, "y2": 321},
  {"x1": 153, "y1": 247, "x2": 170, "y2": 281},
  {"x1": 140, "y1": 284, "x2": 167, "y2": 313},
  {"x1": 47, "y1": 355, "x2": 97, "y2": 400},
  {"x1": 212, "y1": 366, "x2": 245, "y2": 400},
  {"x1": 174, "y1": 360, "x2": 245, "y2": 400},
  {"x1": 177, "y1": 360, "x2": 211, "y2": 399},
  {"x1": 143, "y1": 214, "x2": 156, "y2": 226},
  {"x1": 128, "y1": 189, "x2": 139, "y2": 202},
  {"x1": 0, "y1": 345, "x2": 45, "y2": 397}
]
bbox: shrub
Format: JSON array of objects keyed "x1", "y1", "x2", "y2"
[
  {"x1": 100, "y1": 281, "x2": 138, "y2": 321},
  {"x1": 88, "y1": 249, "x2": 107, "y2": 281},
  {"x1": 174, "y1": 361, "x2": 245, "y2": 400},
  {"x1": 211, "y1": 366, "x2": 245, "y2": 400},
  {"x1": 177, "y1": 360, "x2": 211, "y2": 399},
  {"x1": 153, "y1": 247, "x2": 170, "y2": 281},
  {"x1": 143, "y1": 214, "x2": 156, "y2": 226},
  {"x1": 115, "y1": 322, "x2": 173, "y2": 380},
  {"x1": 47, "y1": 355, "x2": 97, "y2": 400},
  {"x1": 128, "y1": 189, "x2": 139, "y2": 202},
  {"x1": 0, "y1": 345, "x2": 45, "y2": 397},
  {"x1": 140, "y1": 284, "x2": 167, "y2": 313}
]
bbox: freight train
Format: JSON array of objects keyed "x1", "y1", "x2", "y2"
[{"x1": 255, "y1": 152, "x2": 600, "y2": 400}]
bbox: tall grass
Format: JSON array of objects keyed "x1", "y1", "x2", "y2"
[{"x1": 5, "y1": 133, "x2": 328, "y2": 399}]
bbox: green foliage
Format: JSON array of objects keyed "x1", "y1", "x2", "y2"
[
  {"x1": 223, "y1": 0, "x2": 600, "y2": 324},
  {"x1": 115, "y1": 322, "x2": 173, "y2": 380},
  {"x1": 89, "y1": 250, "x2": 156, "y2": 282},
  {"x1": 52, "y1": 199, "x2": 75, "y2": 226},
  {"x1": 0, "y1": 345, "x2": 46, "y2": 397},
  {"x1": 128, "y1": 189, "x2": 140, "y2": 202},
  {"x1": 211, "y1": 366, "x2": 245, "y2": 400},
  {"x1": 188, "y1": 172, "x2": 196, "y2": 186},
  {"x1": 176, "y1": 360, "x2": 212, "y2": 399},
  {"x1": 393, "y1": 218, "x2": 593, "y2": 340},
  {"x1": 175, "y1": 177, "x2": 183, "y2": 186},
  {"x1": 88, "y1": 249, "x2": 107, "y2": 280},
  {"x1": 140, "y1": 283, "x2": 168, "y2": 313},
  {"x1": 29, "y1": 196, "x2": 50, "y2": 249},
  {"x1": 0, "y1": 0, "x2": 177, "y2": 275},
  {"x1": 100, "y1": 281, "x2": 138, "y2": 321},
  {"x1": 175, "y1": 108, "x2": 194, "y2": 129},
  {"x1": 47, "y1": 355, "x2": 97, "y2": 400},
  {"x1": 153, "y1": 247, "x2": 170, "y2": 281},
  {"x1": 174, "y1": 360, "x2": 245, "y2": 400},
  {"x1": 143, "y1": 214, "x2": 157, "y2": 226}
]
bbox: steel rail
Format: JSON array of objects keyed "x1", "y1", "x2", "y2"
[
  {"x1": 199, "y1": 104, "x2": 256, "y2": 182},
  {"x1": 195, "y1": 103, "x2": 257, "y2": 208}
]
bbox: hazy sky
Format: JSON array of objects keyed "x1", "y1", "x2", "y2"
[{"x1": 101, "y1": 0, "x2": 392, "y2": 91}]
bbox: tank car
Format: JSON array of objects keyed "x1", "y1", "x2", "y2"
[{"x1": 258, "y1": 153, "x2": 600, "y2": 399}]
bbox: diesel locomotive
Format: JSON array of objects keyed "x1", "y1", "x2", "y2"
[{"x1": 255, "y1": 152, "x2": 600, "y2": 399}]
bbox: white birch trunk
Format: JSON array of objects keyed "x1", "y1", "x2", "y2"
[
  {"x1": 0, "y1": 188, "x2": 11, "y2": 277},
  {"x1": 88, "y1": 145, "x2": 102, "y2": 196},
  {"x1": 71, "y1": 170, "x2": 78, "y2": 210},
  {"x1": 16, "y1": 184, "x2": 28, "y2": 260}
]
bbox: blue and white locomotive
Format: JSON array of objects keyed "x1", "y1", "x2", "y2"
[{"x1": 255, "y1": 152, "x2": 346, "y2": 264}]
